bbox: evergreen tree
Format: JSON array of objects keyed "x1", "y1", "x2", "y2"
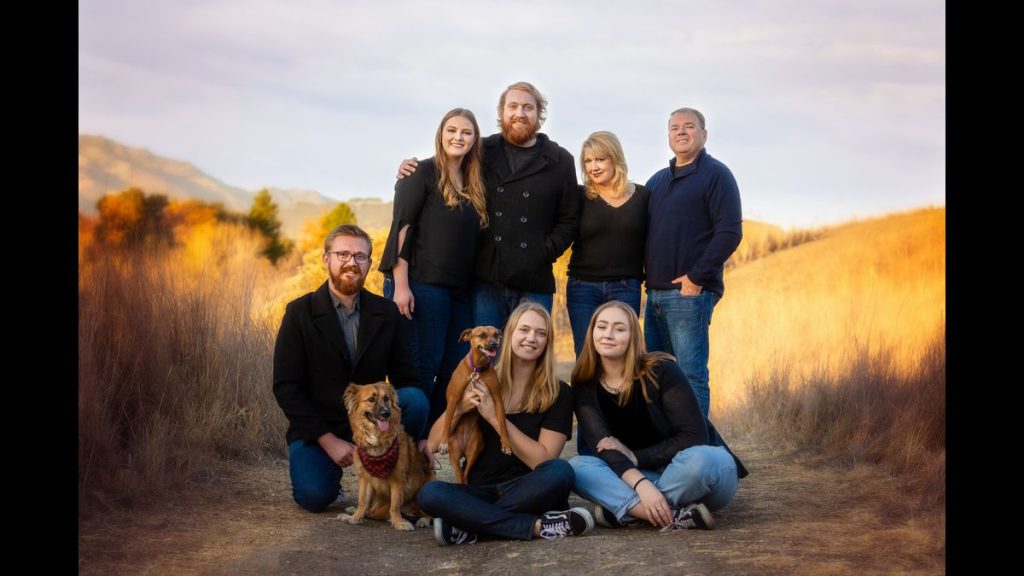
[{"x1": 248, "y1": 189, "x2": 292, "y2": 264}]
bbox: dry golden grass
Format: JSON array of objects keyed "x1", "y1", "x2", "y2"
[
  {"x1": 722, "y1": 330, "x2": 945, "y2": 504},
  {"x1": 710, "y1": 207, "x2": 945, "y2": 413},
  {"x1": 712, "y1": 207, "x2": 945, "y2": 504},
  {"x1": 79, "y1": 221, "x2": 291, "y2": 515},
  {"x1": 725, "y1": 220, "x2": 822, "y2": 271}
]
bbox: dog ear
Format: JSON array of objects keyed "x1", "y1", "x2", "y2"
[
  {"x1": 343, "y1": 384, "x2": 361, "y2": 413},
  {"x1": 459, "y1": 328, "x2": 473, "y2": 342}
]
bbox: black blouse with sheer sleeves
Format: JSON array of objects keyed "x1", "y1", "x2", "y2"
[{"x1": 378, "y1": 157, "x2": 482, "y2": 288}]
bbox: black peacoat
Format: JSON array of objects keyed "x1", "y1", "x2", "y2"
[
  {"x1": 476, "y1": 133, "x2": 581, "y2": 294},
  {"x1": 272, "y1": 281, "x2": 420, "y2": 445}
]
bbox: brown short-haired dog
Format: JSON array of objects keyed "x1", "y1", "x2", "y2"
[
  {"x1": 440, "y1": 326, "x2": 511, "y2": 484},
  {"x1": 338, "y1": 381, "x2": 433, "y2": 530}
]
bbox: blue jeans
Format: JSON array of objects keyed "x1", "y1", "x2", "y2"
[
  {"x1": 287, "y1": 387, "x2": 429, "y2": 513},
  {"x1": 417, "y1": 459, "x2": 575, "y2": 540},
  {"x1": 570, "y1": 446, "x2": 738, "y2": 523},
  {"x1": 566, "y1": 277, "x2": 642, "y2": 357},
  {"x1": 472, "y1": 281, "x2": 553, "y2": 332},
  {"x1": 383, "y1": 277, "x2": 472, "y2": 425},
  {"x1": 644, "y1": 289, "x2": 720, "y2": 418}
]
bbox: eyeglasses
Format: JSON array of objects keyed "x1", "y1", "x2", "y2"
[{"x1": 327, "y1": 251, "x2": 370, "y2": 264}]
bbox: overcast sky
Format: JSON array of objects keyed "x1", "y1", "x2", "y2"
[{"x1": 79, "y1": 0, "x2": 944, "y2": 229}]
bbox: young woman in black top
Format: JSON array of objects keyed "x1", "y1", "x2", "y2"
[
  {"x1": 569, "y1": 301, "x2": 743, "y2": 531},
  {"x1": 566, "y1": 131, "x2": 649, "y2": 358},
  {"x1": 379, "y1": 108, "x2": 488, "y2": 424},
  {"x1": 418, "y1": 302, "x2": 594, "y2": 544}
]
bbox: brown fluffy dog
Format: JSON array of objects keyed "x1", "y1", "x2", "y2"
[
  {"x1": 338, "y1": 381, "x2": 433, "y2": 530},
  {"x1": 440, "y1": 326, "x2": 511, "y2": 484}
]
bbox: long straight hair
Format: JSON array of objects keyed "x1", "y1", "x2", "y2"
[
  {"x1": 495, "y1": 301, "x2": 559, "y2": 413},
  {"x1": 571, "y1": 301, "x2": 674, "y2": 406},
  {"x1": 580, "y1": 131, "x2": 629, "y2": 200},
  {"x1": 434, "y1": 108, "x2": 488, "y2": 228}
]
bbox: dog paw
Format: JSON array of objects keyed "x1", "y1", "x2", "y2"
[
  {"x1": 438, "y1": 443, "x2": 449, "y2": 455},
  {"x1": 501, "y1": 443, "x2": 512, "y2": 455},
  {"x1": 337, "y1": 513, "x2": 364, "y2": 525},
  {"x1": 415, "y1": 516, "x2": 432, "y2": 529},
  {"x1": 392, "y1": 519, "x2": 415, "y2": 531}
]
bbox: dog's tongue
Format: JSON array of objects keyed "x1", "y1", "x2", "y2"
[
  {"x1": 376, "y1": 419, "x2": 390, "y2": 432},
  {"x1": 483, "y1": 348, "x2": 497, "y2": 358}
]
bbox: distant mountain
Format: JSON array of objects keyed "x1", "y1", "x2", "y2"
[{"x1": 78, "y1": 135, "x2": 393, "y2": 238}]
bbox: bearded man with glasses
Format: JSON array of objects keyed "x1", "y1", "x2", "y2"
[{"x1": 273, "y1": 223, "x2": 431, "y2": 513}]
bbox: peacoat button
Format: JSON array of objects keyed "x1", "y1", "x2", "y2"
[
  {"x1": 496, "y1": 211, "x2": 502, "y2": 217},
  {"x1": 497, "y1": 186, "x2": 504, "y2": 193},
  {"x1": 522, "y1": 191, "x2": 530, "y2": 198},
  {"x1": 520, "y1": 216, "x2": 527, "y2": 223},
  {"x1": 520, "y1": 242, "x2": 528, "y2": 248},
  {"x1": 495, "y1": 235, "x2": 502, "y2": 242}
]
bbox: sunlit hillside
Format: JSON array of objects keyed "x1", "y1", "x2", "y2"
[{"x1": 709, "y1": 207, "x2": 945, "y2": 413}]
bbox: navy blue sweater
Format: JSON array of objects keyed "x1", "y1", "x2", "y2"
[{"x1": 644, "y1": 148, "x2": 742, "y2": 296}]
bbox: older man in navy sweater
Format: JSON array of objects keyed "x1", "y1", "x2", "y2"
[{"x1": 644, "y1": 108, "x2": 742, "y2": 419}]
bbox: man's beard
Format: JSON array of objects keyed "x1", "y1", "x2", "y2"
[
  {"x1": 330, "y1": 264, "x2": 365, "y2": 295},
  {"x1": 501, "y1": 117, "x2": 540, "y2": 146}
]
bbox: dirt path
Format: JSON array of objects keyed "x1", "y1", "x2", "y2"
[{"x1": 79, "y1": 433, "x2": 945, "y2": 575}]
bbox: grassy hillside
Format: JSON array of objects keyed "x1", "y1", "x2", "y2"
[{"x1": 709, "y1": 207, "x2": 945, "y2": 412}]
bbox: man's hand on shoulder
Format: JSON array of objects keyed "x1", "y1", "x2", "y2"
[{"x1": 396, "y1": 157, "x2": 418, "y2": 179}]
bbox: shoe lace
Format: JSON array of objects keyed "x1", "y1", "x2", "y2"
[
  {"x1": 659, "y1": 510, "x2": 695, "y2": 532},
  {"x1": 451, "y1": 526, "x2": 474, "y2": 544},
  {"x1": 540, "y1": 516, "x2": 572, "y2": 539}
]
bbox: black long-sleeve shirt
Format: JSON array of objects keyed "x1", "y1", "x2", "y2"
[
  {"x1": 568, "y1": 184, "x2": 649, "y2": 281},
  {"x1": 378, "y1": 157, "x2": 481, "y2": 288},
  {"x1": 574, "y1": 360, "x2": 708, "y2": 476}
]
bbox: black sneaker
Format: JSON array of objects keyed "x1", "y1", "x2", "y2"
[
  {"x1": 538, "y1": 507, "x2": 595, "y2": 539},
  {"x1": 593, "y1": 505, "x2": 640, "y2": 529},
  {"x1": 660, "y1": 502, "x2": 716, "y2": 532},
  {"x1": 433, "y1": 517, "x2": 478, "y2": 546}
]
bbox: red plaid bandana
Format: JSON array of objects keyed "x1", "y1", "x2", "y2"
[{"x1": 357, "y1": 438, "x2": 400, "y2": 478}]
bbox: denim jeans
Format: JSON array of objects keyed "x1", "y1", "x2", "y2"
[
  {"x1": 644, "y1": 289, "x2": 720, "y2": 418},
  {"x1": 287, "y1": 386, "x2": 429, "y2": 513},
  {"x1": 566, "y1": 277, "x2": 642, "y2": 358},
  {"x1": 417, "y1": 459, "x2": 575, "y2": 540},
  {"x1": 383, "y1": 276, "x2": 472, "y2": 425},
  {"x1": 472, "y1": 281, "x2": 553, "y2": 332},
  {"x1": 569, "y1": 445, "x2": 737, "y2": 523}
]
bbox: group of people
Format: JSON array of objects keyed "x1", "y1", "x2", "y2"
[{"x1": 272, "y1": 81, "x2": 747, "y2": 546}]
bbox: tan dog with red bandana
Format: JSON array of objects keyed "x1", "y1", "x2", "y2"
[{"x1": 338, "y1": 381, "x2": 433, "y2": 530}]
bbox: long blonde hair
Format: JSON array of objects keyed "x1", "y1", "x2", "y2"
[
  {"x1": 580, "y1": 131, "x2": 629, "y2": 200},
  {"x1": 571, "y1": 301, "x2": 674, "y2": 406},
  {"x1": 434, "y1": 108, "x2": 488, "y2": 228},
  {"x1": 495, "y1": 302, "x2": 559, "y2": 413}
]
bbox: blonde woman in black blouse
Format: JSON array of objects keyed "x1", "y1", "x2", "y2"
[
  {"x1": 566, "y1": 131, "x2": 650, "y2": 359},
  {"x1": 379, "y1": 108, "x2": 488, "y2": 424}
]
